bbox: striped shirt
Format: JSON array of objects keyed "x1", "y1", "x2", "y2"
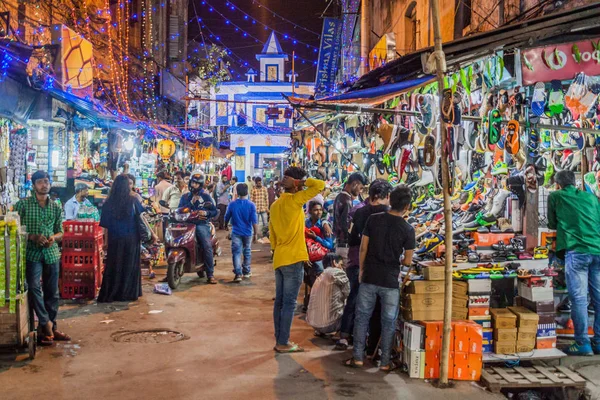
[{"x1": 306, "y1": 268, "x2": 350, "y2": 330}]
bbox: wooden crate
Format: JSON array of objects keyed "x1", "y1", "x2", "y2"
[
  {"x1": 0, "y1": 293, "x2": 29, "y2": 348},
  {"x1": 481, "y1": 366, "x2": 586, "y2": 393}
]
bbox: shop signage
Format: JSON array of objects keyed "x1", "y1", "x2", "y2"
[
  {"x1": 315, "y1": 18, "x2": 343, "y2": 98},
  {"x1": 521, "y1": 38, "x2": 600, "y2": 85},
  {"x1": 157, "y1": 139, "x2": 176, "y2": 160}
]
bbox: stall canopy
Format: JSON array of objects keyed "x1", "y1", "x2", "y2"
[{"x1": 226, "y1": 125, "x2": 291, "y2": 135}]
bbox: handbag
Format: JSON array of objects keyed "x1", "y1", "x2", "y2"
[
  {"x1": 135, "y1": 205, "x2": 152, "y2": 243},
  {"x1": 306, "y1": 238, "x2": 328, "y2": 263}
]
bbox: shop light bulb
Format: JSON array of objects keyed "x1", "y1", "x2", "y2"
[
  {"x1": 124, "y1": 138, "x2": 134, "y2": 151},
  {"x1": 38, "y1": 127, "x2": 44, "y2": 140},
  {"x1": 177, "y1": 150, "x2": 183, "y2": 159},
  {"x1": 51, "y1": 150, "x2": 59, "y2": 167}
]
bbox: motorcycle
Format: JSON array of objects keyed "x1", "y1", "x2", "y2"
[
  {"x1": 140, "y1": 196, "x2": 163, "y2": 278},
  {"x1": 163, "y1": 205, "x2": 221, "y2": 289}
]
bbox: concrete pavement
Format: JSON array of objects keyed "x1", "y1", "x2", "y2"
[{"x1": 0, "y1": 232, "x2": 502, "y2": 400}]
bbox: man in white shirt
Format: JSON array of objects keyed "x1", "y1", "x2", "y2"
[
  {"x1": 154, "y1": 171, "x2": 172, "y2": 213},
  {"x1": 162, "y1": 171, "x2": 188, "y2": 210},
  {"x1": 64, "y1": 183, "x2": 93, "y2": 220}
]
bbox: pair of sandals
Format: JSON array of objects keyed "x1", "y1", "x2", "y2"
[
  {"x1": 344, "y1": 357, "x2": 397, "y2": 372},
  {"x1": 38, "y1": 327, "x2": 71, "y2": 346}
]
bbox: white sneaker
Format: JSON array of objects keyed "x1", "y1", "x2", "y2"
[
  {"x1": 243, "y1": 273, "x2": 252, "y2": 279},
  {"x1": 410, "y1": 169, "x2": 434, "y2": 187}
]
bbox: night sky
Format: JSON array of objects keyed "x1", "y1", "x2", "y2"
[{"x1": 188, "y1": 0, "x2": 332, "y2": 82}]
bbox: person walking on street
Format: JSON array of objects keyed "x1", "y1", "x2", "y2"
[
  {"x1": 225, "y1": 183, "x2": 258, "y2": 282},
  {"x1": 153, "y1": 171, "x2": 172, "y2": 214},
  {"x1": 270, "y1": 167, "x2": 325, "y2": 353},
  {"x1": 64, "y1": 183, "x2": 93, "y2": 220},
  {"x1": 14, "y1": 170, "x2": 70, "y2": 346},
  {"x1": 346, "y1": 185, "x2": 415, "y2": 371},
  {"x1": 336, "y1": 179, "x2": 392, "y2": 350},
  {"x1": 179, "y1": 172, "x2": 219, "y2": 284},
  {"x1": 267, "y1": 179, "x2": 278, "y2": 208},
  {"x1": 162, "y1": 171, "x2": 188, "y2": 211},
  {"x1": 216, "y1": 175, "x2": 232, "y2": 230},
  {"x1": 548, "y1": 170, "x2": 600, "y2": 355},
  {"x1": 306, "y1": 253, "x2": 350, "y2": 336},
  {"x1": 333, "y1": 173, "x2": 366, "y2": 266},
  {"x1": 251, "y1": 177, "x2": 269, "y2": 234}
]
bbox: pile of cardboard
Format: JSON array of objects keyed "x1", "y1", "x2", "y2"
[
  {"x1": 491, "y1": 308, "x2": 517, "y2": 354},
  {"x1": 452, "y1": 281, "x2": 468, "y2": 319},
  {"x1": 418, "y1": 320, "x2": 483, "y2": 380},
  {"x1": 517, "y1": 276, "x2": 557, "y2": 350},
  {"x1": 508, "y1": 306, "x2": 540, "y2": 352},
  {"x1": 402, "y1": 280, "x2": 445, "y2": 321}
]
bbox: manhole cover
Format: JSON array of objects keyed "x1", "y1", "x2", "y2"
[{"x1": 112, "y1": 329, "x2": 188, "y2": 344}]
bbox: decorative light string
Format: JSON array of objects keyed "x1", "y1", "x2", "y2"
[{"x1": 246, "y1": 0, "x2": 321, "y2": 37}]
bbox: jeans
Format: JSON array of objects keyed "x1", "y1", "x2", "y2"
[
  {"x1": 231, "y1": 233, "x2": 252, "y2": 276},
  {"x1": 217, "y1": 204, "x2": 228, "y2": 229},
  {"x1": 195, "y1": 224, "x2": 214, "y2": 277},
  {"x1": 565, "y1": 251, "x2": 600, "y2": 345},
  {"x1": 26, "y1": 260, "x2": 60, "y2": 329},
  {"x1": 257, "y1": 212, "x2": 268, "y2": 229},
  {"x1": 353, "y1": 283, "x2": 400, "y2": 366},
  {"x1": 273, "y1": 262, "x2": 304, "y2": 346},
  {"x1": 312, "y1": 260, "x2": 324, "y2": 275},
  {"x1": 340, "y1": 266, "x2": 360, "y2": 338}
]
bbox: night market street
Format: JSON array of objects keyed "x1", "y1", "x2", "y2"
[{"x1": 0, "y1": 231, "x2": 499, "y2": 400}]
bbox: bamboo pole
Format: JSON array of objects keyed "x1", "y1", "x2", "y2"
[{"x1": 430, "y1": 0, "x2": 453, "y2": 385}]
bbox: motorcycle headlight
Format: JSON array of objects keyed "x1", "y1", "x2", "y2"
[{"x1": 175, "y1": 212, "x2": 190, "y2": 222}]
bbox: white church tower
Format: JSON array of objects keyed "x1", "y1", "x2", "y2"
[{"x1": 256, "y1": 31, "x2": 289, "y2": 82}]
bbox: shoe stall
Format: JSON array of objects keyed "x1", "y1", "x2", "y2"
[{"x1": 288, "y1": 6, "x2": 600, "y2": 384}]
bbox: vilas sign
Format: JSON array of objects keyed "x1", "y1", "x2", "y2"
[{"x1": 521, "y1": 38, "x2": 600, "y2": 85}]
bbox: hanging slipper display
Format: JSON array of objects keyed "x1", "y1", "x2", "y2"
[
  {"x1": 488, "y1": 109, "x2": 502, "y2": 145},
  {"x1": 531, "y1": 82, "x2": 547, "y2": 117},
  {"x1": 505, "y1": 120, "x2": 520, "y2": 155}
]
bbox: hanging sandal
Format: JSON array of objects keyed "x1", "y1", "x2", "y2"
[
  {"x1": 517, "y1": 268, "x2": 532, "y2": 279},
  {"x1": 506, "y1": 120, "x2": 520, "y2": 155},
  {"x1": 488, "y1": 109, "x2": 502, "y2": 144}
]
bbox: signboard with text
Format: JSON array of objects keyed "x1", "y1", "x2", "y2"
[
  {"x1": 315, "y1": 18, "x2": 343, "y2": 97},
  {"x1": 521, "y1": 38, "x2": 600, "y2": 85}
]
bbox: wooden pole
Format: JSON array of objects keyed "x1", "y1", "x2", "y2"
[{"x1": 430, "y1": 0, "x2": 453, "y2": 385}]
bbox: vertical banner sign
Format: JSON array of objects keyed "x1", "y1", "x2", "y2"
[{"x1": 315, "y1": 18, "x2": 343, "y2": 97}]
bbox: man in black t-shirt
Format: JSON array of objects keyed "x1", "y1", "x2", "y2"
[
  {"x1": 347, "y1": 185, "x2": 415, "y2": 371},
  {"x1": 333, "y1": 172, "x2": 366, "y2": 264},
  {"x1": 336, "y1": 179, "x2": 392, "y2": 350}
]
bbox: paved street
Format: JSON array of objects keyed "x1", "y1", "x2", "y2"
[{"x1": 0, "y1": 232, "x2": 502, "y2": 400}]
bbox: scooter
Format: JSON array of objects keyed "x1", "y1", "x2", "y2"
[{"x1": 164, "y1": 205, "x2": 221, "y2": 289}]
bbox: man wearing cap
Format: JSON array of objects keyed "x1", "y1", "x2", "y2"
[{"x1": 64, "y1": 183, "x2": 93, "y2": 220}]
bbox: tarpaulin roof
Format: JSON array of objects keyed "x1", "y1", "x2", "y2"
[
  {"x1": 227, "y1": 125, "x2": 291, "y2": 135},
  {"x1": 288, "y1": 75, "x2": 434, "y2": 107}
]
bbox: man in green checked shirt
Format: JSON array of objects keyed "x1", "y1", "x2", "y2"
[{"x1": 14, "y1": 170, "x2": 70, "y2": 346}]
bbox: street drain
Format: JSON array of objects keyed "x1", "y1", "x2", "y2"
[{"x1": 112, "y1": 329, "x2": 188, "y2": 344}]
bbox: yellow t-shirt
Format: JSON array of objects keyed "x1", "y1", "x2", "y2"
[{"x1": 269, "y1": 178, "x2": 326, "y2": 269}]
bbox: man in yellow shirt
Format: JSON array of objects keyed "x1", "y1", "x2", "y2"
[{"x1": 270, "y1": 166, "x2": 325, "y2": 353}]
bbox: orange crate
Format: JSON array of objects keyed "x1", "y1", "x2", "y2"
[
  {"x1": 468, "y1": 306, "x2": 490, "y2": 317},
  {"x1": 535, "y1": 336, "x2": 557, "y2": 349}
]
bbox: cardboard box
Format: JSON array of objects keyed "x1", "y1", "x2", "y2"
[
  {"x1": 522, "y1": 276, "x2": 553, "y2": 288},
  {"x1": 404, "y1": 280, "x2": 445, "y2": 294},
  {"x1": 453, "y1": 352, "x2": 469, "y2": 380},
  {"x1": 517, "y1": 282, "x2": 553, "y2": 302},
  {"x1": 454, "y1": 281, "x2": 468, "y2": 296},
  {"x1": 483, "y1": 328, "x2": 493, "y2": 341},
  {"x1": 490, "y1": 308, "x2": 517, "y2": 328},
  {"x1": 467, "y1": 353, "x2": 483, "y2": 381},
  {"x1": 518, "y1": 330, "x2": 537, "y2": 341},
  {"x1": 403, "y1": 308, "x2": 444, "y2": 322},
  {"x1": 520, "y1": 298, "x2": 555, "y2": 313},
  {"x1": 472, "y1": 232, "x2": 514, "y2": 247},
  {"x1": 453, "y1": 292, "x2": 469, "y2": 306},
  {"x1": 424, "y1": 350, "x2": 440, "y2": 379},
  {"x1": 482, "y1": 344, "x2": 493, "y2": 353},
  {"x1": 467, "y1": 279, "x2": 492, "y2": 294},
  {"x1": 508, "y1": 306, "x2": 540, "y2": 329},
  {"x1": 494, "y1": 328, "x2": 518, "y2": 342},
  {"x1": 516, "y1": 339, "x2": 536, "y2": 353},
  {"x1": 537, "y1": 323, "x2": 557, "y2": 338},
  {"x1": 468, "y1": 306, "x2": 490, "y2": 317},
  {"x1": 403, "y1": 322, "x2": 424, "y2": 351},
  {"x1": 452, "y1": 308, "x2": 468, "y2": 320},
  {"x1": 454, "y1": 322, "x2": 470, "y2": 353},
  {"x1": 423, "y1": 266, "x2": 445, "y2": 280},
  {"x1": 403, "y1": 293, "x2": 445, "y2": 311},
  {"x1": 420, "y1": 321, "x2": 442, "y2": 351},
  {"x1": 538, "y1": 312, "x2": 556, "y2": 325},
  {"x1": 469, "y1": 315, "x2": 492, "y2": 328},
  {"x1": 535, "y1": 336, "x2": 557, "y2": 349},
  {"x1": 407, "y1": 349, "x2": 425, "y2": 378},
  {"x1": 468, "y1": 295, "x2": 491, "y2": 307},
  {"x1": 495, "y1": 341, "x2": 517, "y2": 354}
]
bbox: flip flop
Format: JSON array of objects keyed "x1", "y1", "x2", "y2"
[
  {"x1": 531, "y1": 82, "x2": 547, "y2": 117},
  {"x1": 424, "y1": 135, "x2": 436, "y2": 167},
  {"x1": 565, "y1": 72, "x2": 588, "y2": 119},
  {"x1": 488, "y1": 109, "x2": 502, "y2": 144},
  {"x1": 442, "y1": 88, "x2": 454, "y2": 124},
  {"x1": 517, "y1": 268, "x2": 532, "y2": 279},
  {"x1": 275, "y1": 343, "x2": 305, "y2": 353},
  {"x1": 548, "y1": 80, "x2": 565, "y2": 115},
  {"x1": 344, "y1": 358, "x2": 363, "y2": 368},
  {"x1": 505, "y1": 120, "x2": 520, "y2": 155}
]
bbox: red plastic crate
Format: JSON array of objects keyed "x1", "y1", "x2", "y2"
[
  {"x1": 61, "y1": 250, "x2": 102, "y2": 269},
  {"x1": 61, "y1": 283, "x2": 99, "y2": 300},
  {"x1": 60, "y1": 249, "x2": 104, "y2": 300},
  {"x1": 62, "y1": 236, "x2": 104, "y2": 254},
  {"x1": 63, "y1": 221, "x2": 102, "y2": 238}
]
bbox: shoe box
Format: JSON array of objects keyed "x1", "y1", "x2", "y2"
[
  {"x1": 518, "y1": 297, "x2": 555, "y2": 313},
  {"x1": 490, "y1": 308, "x2": 517, "y2": 328},
  {"x1": 402, "y1": 281, "x2": 445, "y2": 321},
  {"x1": 535, "y1": 336, "x2": 557, "y2": 349},
  {"x1": 518, "y1": 281, "x2": 553, "y2": 302},
  {"x1": 423, "y1": 265, "x2": 445, "y2": 280},
  {"x1": 508, "y1": 306, "x2": 540, "y2": 330},
  {"x1": 403, "y1": 322, "x2": 425, "y2": 351},
  {"x1": 467, "y1": 279, "x2": 491, "y2": 294},
  {"x1": 453, "y1": 281, "x2": 469, "y2": 318},
  {"x1": 471, "y1": 232, "x2": 515, "y2": 248},
  {"x1": 406, "y1": 349, "x2": 425, "y2": 378},
  {"x1": 491, "y1": 308, "x2": 517, "y2": 354}
]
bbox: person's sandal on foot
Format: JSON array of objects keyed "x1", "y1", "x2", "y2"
[
  {"x1": 343, "y1": 358, "x2": 363, "y2": 368},
  {"x1": 38, "y1": 322, "x2": 54, "y2": 346},
  {"x1": 207, "y1": 277, "x2": 217, "y2": 284},
  {"x1": 53, "y1": 330, "x2": 71, "y2": 341},
  {"x1": 334, "y1": 339, "x2": 349, "y2": 350},
  {"x1": 274, "y1": 342, "x2": 304, "y2": 353},
  {"x1": 380, "y1": 361, "x2": 397, "y2": 372}
]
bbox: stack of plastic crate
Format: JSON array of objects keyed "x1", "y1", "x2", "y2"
[{"x1": 60, "y1": 221, "x2": 104, "y2": 300}]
